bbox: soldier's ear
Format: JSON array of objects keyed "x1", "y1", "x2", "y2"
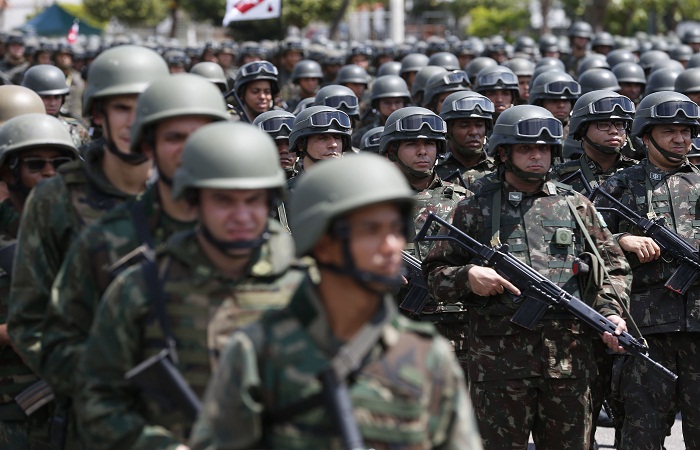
[{"x1": 497, "y1": 145, "x2": 508, "y2": 163}]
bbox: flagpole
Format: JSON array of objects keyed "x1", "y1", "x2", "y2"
[{"x1": 277, "y1": 0, "x2": 283, "y2": 38}]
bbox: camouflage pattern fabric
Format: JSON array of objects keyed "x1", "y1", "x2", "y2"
[
  {"x1": 8, "y1": 146, "x2": 137, "y2": 374},
  {"x1": 41, "y1": 184, "x2": 196, "y2": 399},
  {"x1": 434, "y1": 153, "x2": 496, "y2": 191},
  {"x1": 554, "y1": 153, "x2": 638, "y2": 194},
  {"x1": 0, "y1": 406, "x2": 51, "y2": 450},
  {"x1": 63, "y1": 68, "x2": 85, "y2": 121},
  {"x1": 0, "y1": 59, "x2": 29, "y2": 85},
  {"x1": 76, "y1": 225, "x2": 306, "y2": 450},
  {"x1": 188, "y1": 276, "x2": 483, "y2": 450},
  {"x1": 594, "y1": 158, "x2": 700, "y2": 449},
  {"x1": 58, "y1": 114, "x2": 90, "y2": 149},
  {"x1": 423, "y1": 171, "x2": 630, "y2": 449}
]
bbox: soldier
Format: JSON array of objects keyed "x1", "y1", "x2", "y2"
[
  {"x1": 421, "y1": 69, "x2": 470, "y2": 114},
  {"x1": 252, "y1": 109, "x2": 297, "y2": 179},
  {"x1": 40, "y1": 74, "x2": 230, "y2": 428},
  {"x1": 399, "y1": 52, "x2": 429, "y2": 93},
  {"x1": 189, "y1": 153, "x2": 483, "y2": 450},
  {"x1": 7, "y1": 45, "x2": 168, "y2": 448},
  {"x1": 0, "y1": 114, "x2": 78, "y2": 449},
  {"x1": 0, "y1": 33, "x2": 29, "y2": 85},
  {"x1": 21, "y1": 64, "x2": 90, "y2": 148},
  {"x1": 435, "y1": 91, "x2": 496, "y2": 189},
  {"x1": 189, "y1": 62, "x2": 228, "y2": 93},
  {"x1": 563, "y1": 21, "x2": 593, "y2": 77},
  {"x1": 594, "y1": 91, "x2": 700, "y2": 450},
  {"x1": 276, "y1": 37, "x2": 305, "y2": 88},
  {"x1": 353, "y1": 75, "x2": 411, "y2": 148},
  {"x1": 232, "y1": 60, "x2": 279, "y2": 122},
  {"x1": 473, "y1": 65, "x2": 519, "y2": 121},
  {"x1": 76, "y1": 122, "x2": 305, "y2": 450},
  {"x1": 53, "y1": 43, "x2": 85, "y2": 120},
  {"x1": 423, "y1": 105, "x2": 630, "y2": 449},
  {"x1": 281, "y1": 59, "x2": 324, "y2": 112},
  {"x1": 613, "y1": 62, "x2": 646, "y2": 107},
  {"x1": 528, "y1": 70, "x2": 580, "y2": 140}
]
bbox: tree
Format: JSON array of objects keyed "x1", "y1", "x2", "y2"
[
  {"x1": 83, "y1": 0, "x2": 168, "y2": 26},
  {"x1": 467, "y1": 4, "x2": 530, "y2": 39}
]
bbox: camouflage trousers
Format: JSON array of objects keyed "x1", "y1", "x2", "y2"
[
  {"x1": 618, "y1": 331, "x2": 700, "y2": 450},
  {"x1": 0, "y1": 403, "x2": 51, "y2": 449},
  {"x1": 588, "y1": 338, "x2": 621, "y2": 448},
  {"x1": 470, "y1": 377, "x2": 592, "y2": 450}
]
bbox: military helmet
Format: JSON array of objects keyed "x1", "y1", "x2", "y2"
[
  {"x1": 570, "y1": 90, "x2": 635, "y2": 140},
  {"x1": 638, "y1": 50, "x2": 670, "y2": 72},
  {"x1": 83, "y1": 45, "x2": 169, "y2": 115},
  {"x1": 21, "y1": 64, "x2": 70, "y2": 96},
  {"x1": 252, "y1": 109, "x2": 294, "y2": 141},
  {"x1": 427, "y1": 52, "x2": 461, "y2": 71},
  {"x1": 410, "y1": 65, "x2": 447, "y2": 105},
  {"x1": 535, "y1": 56, "x2": 566, "y2": 72},
  {"x1": 644, "y1": 69, "x2": 681, "y2": 96},
  {"x1": 422, "y1": 70, "x2": 470, "y2": 107},
  {"x1": 502, "y1": 57, "x2": 535, "y2": 77},
  {"x1": 172, "y1": 121, "x2": 286, "y2": 200},
  {"x1": 289, "y1": 153, "x2": 414, "y2": 257},
  {"x1": 189, "y1": 62, "x2": 228, "y2": 92},
  {"x1": 632, "y1": 91, "x2": 700, "y2": 138},
  {"x1": 568, "y1": 21, "x2": 593, "y2": 39},
  {"x1": 670, "y1": 45, "x2": 694, "y2": 63},
  {"x1": 675, "y1": 68, "x2": 700, "y2": 94},
  {"x1": 489, "y1": 104, "x2": 563, "y2": 155},
  {"x1": 234, "y1": 60, "x2": 280, "y2": 97},
  {"x1": 529, "y1": 71, "x2": 580, "y2": 105},
  {"x1": 376, "y1": 61, "x2": 402, "y2": 78},
  {"x1": 606, "y1": 49, "x2": 636, "y2": 69},
  {"x1": 591, "y1": 31, "x2": 615, "y2": 50},
  {"x1": 577, "y1": 54, "x2": 611, "y2": 77},
  {"x1": 539, "y1": 34, "x2": 560, "y2": 54},
  {"x1": 164, "y1": 49, "x2": 191, "y2": 68},
  {"x1": 474, "y1": 65, "x2": 520, "y2": 100},
  {"x1": 379, "y1": 106, "x2": 447, "y2": 156},
  {"x1": 130, "y1": 74, "x2": 230, "y2": 153},
  {"x1": 465, "y1": 56, "x2": 498, "y2": 83},
  {"x1": 292, "y1": 97, "x2": 316, "y2": 115},
  {"x1": 650, "y1": 59, "x2": 684, "y2": 75},
  {"x1": 514, "y1": 36, "x2": 537, "y2": 56},
  {"x1": 683, "y1": 28, "x2": 700, "y2": 45},
  {"x1": 370, "y1": 75, "x2": 411, "y2": 108},
  {"x1": 359, "y1": 126, "x2": 384, "y2": 153},
  {"x1": 440, "y1": 90, "x2": 495, "y2": 131},
  {"x1": 578, "y1": 69, "x2": 620, "y2": 94},
  {"x1": 314, "y1": 84, "x2": 360, "y2": 119},
  {"x1": 335, "y1": 64, "x2": 370, "y2": 85},
  {"x1": 279, "y1": 36, "x2": 305, "y2": 56},
  {"x1": 612, "y1": 62, "x2": 646, "y2": 85},
  {"x1": 399, "y1": 53, "x2": 429, "y2": 77},
  {"x1": 0, "y1": 85, "x2": 46, "y2": 125},
  {"x1": 688, "y1": 53, "x2": 700, "y2": 69},
  {"x1": 291, "y1": 59, "x2": 324, "y2": 83},
  {"x1": 288, "y1": 105, "x2": 352, "y2": 154},
  {"x1": 0, "y1": 113, "x2": 78, "y2": 168}
]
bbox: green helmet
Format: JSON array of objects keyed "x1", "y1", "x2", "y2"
[
  {"x1": 370, "y1": 75, "x2": 411, "y2": 109},
  {"x1": 606, "y1": 49, "x2": 636, "y2": 68},
  {"x1": 189, "y1": 62, "x2": 228, "y2": 92},
  {"x1": 0, "y1": 85, "x2": 46, "y2": 125},
  {"x1": 0, "y1": 113, "x2": 78, "y2": 168},
  {"x1": 289, "y1": 105, "x2": 352, "y2": 156},
  {"x1": 252, "y1": 109, "x2": 295, "y2": 141},
  {"x1": 427, "y1": 52, "x2": 461, "y2": 71},
  {"x1": 675, "y1": 68, "x2": 700, "y2": 94},
  {"x1": 465, "y1": 57, "x2": 498, "y2": 82},
  {"x1": 578, "y1": 69, "x2": 620, "y2": 94},
  {"x1": 314, "y1": 84, "x2": 360, "y2": 119},
  {"x1": 410, "y1": 66, "x2": 448, "y2": 105},
  {"x1": 289, "y1": 152, "x2": 414, "y2": 257},
  {"x1": 234, "y1": 60, "x2": 280, "y2": 97},
  {"x1": 335, "y1": 64, "x2": 370, "y2": 85},
  {"x1": 399, "y1": 53, "x2": 429, "y2": 77},
  {"x1": 21, "y1": 64, "x2": 70, "y2": 96},
  {"x1": 612, "y1": 62, "x2": 646, "y2": 85},
  {"x1": 291, "y1": 59, "x2": 324, "y2": 83},
  {"x1": 570, "y1": 90, "x2": 635, "y2": 140},
  {"x1": 172, "y1": 121, "x2": 286, "y2": 200},
  {"x1": 632, "y1": 91, "x2": 700, "y2": 139},
  {"x1": 359, "y1": 126, "x2": 384, "y2": 153},
  {"x1": 644, "y1": 69, "x2": 681, "y2": 96},
  {"x1": 474, "y1": 66, "x2": 520, "y2": 100},
  {"x1": 422, "y1": 70, "x2": 470, "y2": 108},
  {"x1": 83, "y1": 45, "x2": 169, "y2": 115},
  {"x1": 130, "y1": 74, "x2": 230, "y2": 153},
  {"x1": 528, "y1": 71, "x2": 580, "y2": 106},
  {"x1": 440, "y1": 90, "x2": 494, "y2": 131},
  {"x1": 379, "y1": 106, "x2": 447, "y2": 166}
]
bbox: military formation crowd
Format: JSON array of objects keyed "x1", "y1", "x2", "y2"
[{"x1": 0, "y1": 16, "x2": 698, "y2": 450}]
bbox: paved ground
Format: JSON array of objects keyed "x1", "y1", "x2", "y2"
[{"x1": 528, "y1": 413, "x2": 684, "y2": 449}]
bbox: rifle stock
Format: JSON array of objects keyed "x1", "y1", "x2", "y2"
[
  {"x1": 415, "y1": 212, "x2": 678, "y2": 381},
  {"x1": 398, "y1": 250, "x2": 430, "y2": 316}
]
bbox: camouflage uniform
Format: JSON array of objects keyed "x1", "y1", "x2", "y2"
[
  {"x1": 41, "y1": 183, "x2": 196, "y2": 399},
  {"x1": 0, "y1": 200, "x2": 51, "y2": 449},
  {"x1": 188, "y1": 275, "x2": 483, "y2": 450},
  {"x1": 58, "y1": 113, "x2": 90, "y2": 149},
  {"x1": 423, "y1": 171, "x2": 630, "y2": 449},
  {"x1": 594, "y1": 159, "x2": 700, "y2": 450},
  {"x1": 62, "y1": 68, "x2": 85, "y2": 120},
  {"x1": 76, "y1": 224, "x2": 306, "y2": 449},
  {"x1": 434, "y1": 152, "x2": 496, "y2": 191},
  {"x1": 0, "y1": 59, "x2": 29, "y2": 85},
  {"x1": 554, "y1": 153, "x2": 638, "y2": 194}
]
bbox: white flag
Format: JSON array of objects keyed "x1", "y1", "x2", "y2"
[{"x1": 223, "y1": 0, "x2": 281, "y2": 26}]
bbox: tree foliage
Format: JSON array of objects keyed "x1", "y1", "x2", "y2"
[
  {"x1": 467, "y1": 4, "x2": 530, "y2": 38},
  {"x1": 83, "y1": 0, "x2": 168, "y2": 26}
]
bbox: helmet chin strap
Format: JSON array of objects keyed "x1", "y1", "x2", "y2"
[
  {"x1": 101, "y1": 108, "x2": 149, "y2": 166},
  {"x1": 583, "y1": 134, "x2": 620, "y2": 155},
  {"x1": 389, "y1": 147, "x2": 432, "y2": 179},
  {"x1": 648, "y1": 134, "x2": 686, "y2": 163},
  {"x1": 154, "y1": 155, "x2": 173, "y2": 186}
]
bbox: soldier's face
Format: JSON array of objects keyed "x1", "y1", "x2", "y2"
[
  {"x1": 518, "y1": 76, "x2": 531, "y2": 101},
  {"x1": 349, "y1": 55, "x2": 369, "y2": 70},
  {"x1": 41, "y1": 94, "x2": 63, "y2": 117},
  {"x1": 483, "y1": 90, "x2": 513, "y2": 113},
  {"x1": 378, "y1": 98, "x2": 405, "y2": 119},
  {"x1": 198, "y1": 188, "x2": 270, "y2": 254},
  {"x1": 315, "y1": 202, "x2": 406, "y2": 285},
  {"x1": 449, "y1": 119, "x2": 486, "y2": 152},
  {"x1": 644, "y1": 125, "x2": 692, "y2": 168},
  {"x1": 584, "y1": 120, "x2": 626, "y2": 151},
  {"x1": 298, "y1": 77, "x2": 319, "y2": 95},
  {"x1": 501, "y1": 143, "x2": 551, "y2": 174},
  {"x1": 93, "y1": 95, "x2": 138, "y2": 154},
  {"x1": 618, "y1": 82, "x2": 642, "y2": 102},
  {"x1": 542, "y1": 99, "x2": 572, "y2": 121},
  {"x1": 282, "y1": 51, "x2": 303, "y2": 71},
  {"x1": 150, "y1": 115, "x2": 214, "y2": 180},
  {"x1": 344, "y1": 82, "x2": 366, "y2": 99},
  {"x1": 244, "y1": 81, "x2": 273, "y2": 114},
  {"x1": 55, "y1": 53, "x2": 72, "y2": 69},
  {"x1": 17, "y1": 148, "x2": 72, "y2": 188},
  {"x1": 276, "y1": 139, "x2": 295, "y2": 170},
  {"x1": 218, "y1": 53, "x2": 234, "y2": 68},
  {"x1": 396, "y1": 139, "x2": 437, "y2": 173},
  {"x1": 305, "y1": 133, "x2": 344, "y2": 163}
]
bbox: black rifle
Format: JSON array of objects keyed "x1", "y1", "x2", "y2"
[
  {"x1": 125, "y1": 349, "x2": 201, "y2": 422},
  {"x1": 415, "y1": 212, "x2": 678, "y2": 381},
  {"x1": 319, "y1": 368, "x2": 370, "y2": 450},
  {"x1": 591, "y1": 187, "x2": 700, "y2": 295},
  {"x1": 559, "y1": 169, "x2": 594, "y2": 197},
  {"x1": 398, "y1": 250, "x2": 430, "y2": 316}
]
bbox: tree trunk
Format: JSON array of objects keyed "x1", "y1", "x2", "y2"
[
  {"x1": 540, "y1": 0, "x2": 552, "y2": 35},
  {"x1": 329, "y1": 0, "x2": 352, "y2": 41},
  {"x1": 169, "y1": 0, "x2": 178, "y2": 39}
]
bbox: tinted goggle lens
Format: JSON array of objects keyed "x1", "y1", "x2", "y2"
[
  {"x1": 324, "y1": 95, "x2": 359, "y2": 109},
  {"x1": 391, "y1": 114, "x2": 447, "y2": 133},
  {"x1": 651, "y1": 100, "x2": 700, "y2": 119},
  {"x1": 240, "y1": 61, "x2": 278, "y2": 77},
  {"x1": 307, "y1": 110, "x2": 352, "y2": 129},
  {"x1": 589, "y1": 96, "x2": 635, "y2": 114},
  {"x1": 451, "y1": 97, "x2": 495, "y2": 113},
  {"x1": 22, "y1": 156, "x2": 73, "y2": 172},
  {"x1": 259, "y1": 116, "x2": 294, "y2": 134},
  {"x1": 515, "y1": 117, "x2": 563, "y2": 138},
  {"x1": 544, "y1": 80, "x2": 581, "y2": 95}
]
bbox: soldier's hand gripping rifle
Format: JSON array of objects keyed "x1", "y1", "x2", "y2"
[
  {"x1": 591, "y1": 187, "x2": 700, "y2": 295},
  {"x1": 398, "y1": 250, "x2": 430, "y2": 316},
  {"x1": 415, "y1": 212, "x2": 678, "y2": 381}
]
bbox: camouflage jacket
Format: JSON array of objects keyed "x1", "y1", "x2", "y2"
[
  {"x1": 59, "y1": 113, "x2": 90, "y2": 149},
  {"x1": 77, "y1": 225, "x2": 306, "y2": 450},
  {"x1": 594, "y1": 158, "x2": 700, "y2": 334},
  {"x1": 553, "y1": 152, "x2": 638, "y2": 194},
  {"x1": 8, "y1": 145, "x2": 138, "y2": 373},
  {"x1": 63, "y1": 68, "x2": 85, "y2": 120},
  {"x1": 188, "y1": 275, "x2": 483, "y2": 450},
  {"x1": 434, "y1": 151, "x2": 496, "y2": 191},
  {"x1": 0, "y1": 58, "x2": 29, "y2": 85},
  {"x1": 41, "y1": 183, "x2": 196, "y2": 398},
  {"x1": 423, "y1": 172, "x2": 631, "y2": 382}
]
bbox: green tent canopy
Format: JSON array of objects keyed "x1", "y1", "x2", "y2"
[{"x1": 19, "y1": 3, "x2": 102, "y2": 36}]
